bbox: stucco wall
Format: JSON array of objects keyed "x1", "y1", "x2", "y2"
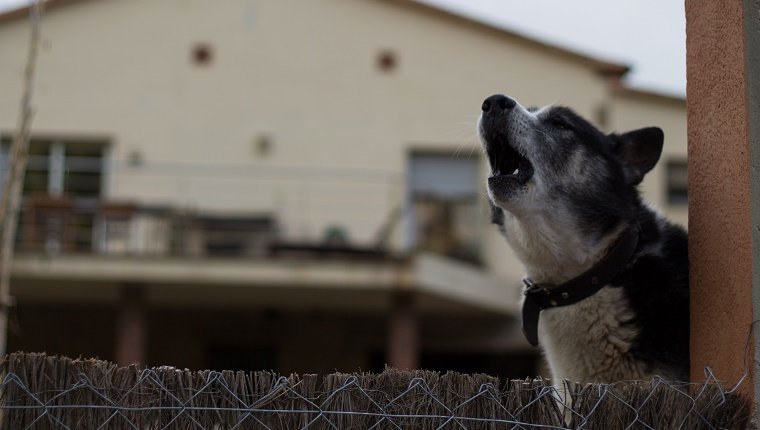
[
  {"x1": 1, "y1": 0, "x2": 598, "y2": 235},
  {"x1": 748, "y1": 0, "x2": 760, "y2": 417},
  {"x1": 0, "y1": 0, "x2": 610, "y2": 285},
  {"x1": 0, "y1": 0, "x2": 687, "y2": 289},
  {"x1": 686, "y1": 0, "x2": 753, "y2": 393}
]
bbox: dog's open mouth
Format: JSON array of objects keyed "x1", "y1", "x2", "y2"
[{"x1": 487, "y1": 139, "x2": 534, "y2": 186}]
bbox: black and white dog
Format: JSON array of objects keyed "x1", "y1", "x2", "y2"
[{"x1": 478, "y1": 94, "x2": 689, "y2": 384}]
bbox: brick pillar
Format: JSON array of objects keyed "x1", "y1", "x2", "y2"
[
  {"x1": 685, "y1": 0, "x2": 756, "y2": 399},
  {"x1": 114, "y1": 284, "x2": 147, "y2": 366},
  {"x1": 387, "y1": 292, "x2": 419, "y2": 369}
]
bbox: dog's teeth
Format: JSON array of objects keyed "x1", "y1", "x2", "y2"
[{"x1": 512, "y1": 168, "x2": 519, "y2": 175}]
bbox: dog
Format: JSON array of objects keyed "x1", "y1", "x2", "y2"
[{"x1": 477, "y1": 94, "x2": 689, "y2": 385}]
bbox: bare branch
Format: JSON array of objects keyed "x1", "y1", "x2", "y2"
[{"x1": 0, "y1": 0, "x2": 43, "y2": 358}]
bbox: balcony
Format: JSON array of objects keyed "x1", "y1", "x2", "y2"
[
  {"x1": 18, "y1": 195, "x2": 281, "y2": 259},
  {"x1": 10, "y1": 196, "x2": 519, "y2": 317}
]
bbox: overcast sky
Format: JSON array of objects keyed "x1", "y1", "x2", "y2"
[
  {"x1": 420, "y1": 0, "x2": 686, "y2": 96},
  {"x1": 0, "y1": 0, "x2": 686, "y2": 96}
]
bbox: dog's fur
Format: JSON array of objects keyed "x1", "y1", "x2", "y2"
[{"x1": 477, "y1": 95, "x2": 689, "y2": 384}]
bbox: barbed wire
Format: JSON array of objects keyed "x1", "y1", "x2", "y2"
[{"x1": 0, "y1": 353, "x2": 750, "y2": 430}]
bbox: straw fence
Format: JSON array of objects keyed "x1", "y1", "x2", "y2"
[{"x1": 0, "y1": 352, "x2": 750, "y2": 429}]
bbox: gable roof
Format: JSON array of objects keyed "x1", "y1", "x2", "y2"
[
  {"x1": 378, "y1": 0, "x2": 631, "y2": 78},
  {"x1": 0, "y1": 0, "x2": 91, "y2": 25},
  {"x1": 0, "y1": 0, "x2": 631, "y2": 79}
]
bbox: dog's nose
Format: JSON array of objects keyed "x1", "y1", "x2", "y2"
[{"x1": 481, "y1": 94, "x2": 516, "y2": 114}]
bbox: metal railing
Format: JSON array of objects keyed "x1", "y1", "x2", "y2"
[{"x1": 14, "y1": 196, "x2": 366, "y2": 259}]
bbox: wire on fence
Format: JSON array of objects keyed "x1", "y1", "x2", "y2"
[{"x1": 0, "y1": 352, "x2": 751, "y2": 429}]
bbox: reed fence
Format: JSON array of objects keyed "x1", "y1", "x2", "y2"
[{"x1": 0, "y1": 352, "x2": 750, "y2": 429}]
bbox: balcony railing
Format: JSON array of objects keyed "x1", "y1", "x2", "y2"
[{"x1": 16, "y1": 195, "x2": 390, "y2": 260}]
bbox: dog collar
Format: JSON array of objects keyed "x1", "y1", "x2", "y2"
[{"x1": 521, "y1": 226, "x2": 640, "y2": 347}]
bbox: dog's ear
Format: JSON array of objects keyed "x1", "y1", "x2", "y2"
[{"x1": 611, "y1": 127, "x2": 664, "y2": 185}]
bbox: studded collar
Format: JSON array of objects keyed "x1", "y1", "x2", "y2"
[{"x1": 521, "y1": 226, "x2": 640, "y2": 347}]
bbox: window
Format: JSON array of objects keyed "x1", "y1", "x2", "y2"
[
  {"x1": 408, "y1": 153, "x2": 482, "y2": 264},
  {"x1": 1, "y1": 137, "x2": 107, "y2": 253},
  {"x1": 666, "y1": 159, "x2": 688, "y2": 205},
  {"x1": 1, "y1": 137, "x2": 105, "y2": 198}
]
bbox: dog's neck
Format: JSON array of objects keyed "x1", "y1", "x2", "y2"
[{"x1": 502, "y1": 211, "x2": 625, "y2": 285}]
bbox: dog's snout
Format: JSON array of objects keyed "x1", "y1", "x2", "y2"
[{"x1": 481, "y1": 94, "x2": 516, "y2": 115}]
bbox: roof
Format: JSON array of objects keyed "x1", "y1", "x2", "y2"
[
  {"x1": 1, "y1": 0, "x2": 630, "y2": 77},
  {"x1": 0, "y1": 0, "x2": 92, "y2": 25},
  {"x1": 612, "y1": 84, "x2": 686, "y2": 105},
  {"x1": 0, "y1": 0, "x2": 687, "y2": 100},
  {"x1": 378, "y1": 0, "x2": 631, "y2": 78}
]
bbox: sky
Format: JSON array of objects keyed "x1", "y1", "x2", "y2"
[
  {"x1": 419, "y1": 0, "x2": 686, "y2": 96},
  {"x1": 0, "y1": 0, "x2": 686, "y2": 96}
]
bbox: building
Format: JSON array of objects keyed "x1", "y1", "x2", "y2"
[{"x1": 0, "y1": 0, "x2": 687, "y2": 377}]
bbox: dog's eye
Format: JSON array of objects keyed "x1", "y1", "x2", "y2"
[{"x1": 552, "y1": 119, "x2": 572, "y2": 131}]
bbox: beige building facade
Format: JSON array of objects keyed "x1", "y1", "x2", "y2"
[{"x1": 0, "y1": 0, "x2": 686, "y2": 376}]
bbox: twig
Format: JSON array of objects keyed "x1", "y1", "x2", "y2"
[{"x1": 0, "y1": 0, "x2": 42, "y2": 358}]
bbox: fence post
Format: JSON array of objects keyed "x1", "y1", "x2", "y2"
[{"x1": 685, "y1": 0, "x2": 758, "y2": 406}]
